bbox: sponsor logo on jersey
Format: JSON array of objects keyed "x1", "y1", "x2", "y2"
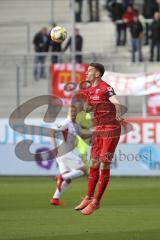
[{"x1": 95, "y1": 89, "x2": 100, "y2": 94}]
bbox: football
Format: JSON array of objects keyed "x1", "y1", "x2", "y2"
[{"x1": 50, "y1": 26, "x2": 67, "y2": 43}]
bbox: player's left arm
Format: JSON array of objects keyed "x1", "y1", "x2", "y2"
[
  {"x1": 109, "y1": 95, "x2": 123, "y2": 121},
  {"x1": 76, "y1": 124, "x2": 92, "y2": 140},
  {"x1": 79, "y1": 130, "x2": 92, "y2": 140}
]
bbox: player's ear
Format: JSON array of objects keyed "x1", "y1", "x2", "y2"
[{"x1": 96, "y1": 71, "x2": 100, "y2": 77}]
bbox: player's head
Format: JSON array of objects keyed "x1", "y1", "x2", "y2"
[
  {"x1": 86, "y1": 62, "x2": 105, "y2": 82},
  {"x1": 74, "y1": 101, "x2": 83, "y2": 112},
  {"x1": 71, "y1": 92, "x2": 87, "y2": 112}
]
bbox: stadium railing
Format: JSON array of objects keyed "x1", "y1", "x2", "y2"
[
  {"x1": 13, "y1": 53, "x2": 160, "y2": 118},
  {"x1": 1, "y1": 51, "x2": 160, "y2": 117}
]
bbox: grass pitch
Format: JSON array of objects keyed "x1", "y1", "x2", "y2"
[{"x1": 0, "y1": 177, "x2": 160, "y2": 240}]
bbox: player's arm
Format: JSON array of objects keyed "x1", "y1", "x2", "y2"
[
  {"x1": 83, "y1": 101, "x2": 95, "y2": 113},
  {"x1": 109, "y1": 95, "x2": 123, "y2": 121},
  {"x1": 76, "y1": 125, "x2": 92, "y2": 140},
  {"x1": 79, "y1": 130, "x2": 92, "y2": 140},
  {"x1": 50, "y1": 129, "x2": 58, "y2": 156}
]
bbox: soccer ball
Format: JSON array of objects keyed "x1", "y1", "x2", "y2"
[{"x1": 50, "y1": 26, "x2": 67, "y2": 43}]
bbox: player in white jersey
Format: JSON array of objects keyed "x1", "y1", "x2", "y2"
[{"x1": 50, "y1": 105, "x2": 89, "y2": 206}]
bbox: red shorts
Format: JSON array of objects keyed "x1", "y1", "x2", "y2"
[{"x1": 91, "y1": 124, "x2": 121, "y2": 163}]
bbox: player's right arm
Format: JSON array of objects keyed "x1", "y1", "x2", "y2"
[
  {"x1": 76, "y1": 124, "x2": 93, "y2": 140},
  {"x1": 109, "y1": 95, "x2": 123, "y2": 121},
  {"x1": 50, "y1": 129, "x2": 58, "y2": 156}
]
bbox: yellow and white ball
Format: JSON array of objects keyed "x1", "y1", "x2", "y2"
[{"x1": 50, "y1": 26, "x2": 67, "y2": 43}]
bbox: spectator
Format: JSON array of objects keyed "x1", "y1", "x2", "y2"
[
  {"x1": 122, "y1": 4, "x2": 137, "y2": 26},
  {"x1": 33, "y1": 27, "x2": 49, "y2": 80},
  {"x1": 110, "y1": 0, "x2": 126, "y2": 45},
  {"x1": 105, "y1": 0, "x2": 113, "y2": 12},
  {"x1": 130, "y1": 14, "x2": 144, "y2": 62},
  {"x1": 88, "y1": 0, "x2": 100, "y2": 21},
  {"x1": 150, "y1": 12, "x2": 160, "y2": 62},
  {"x1": 105, "y1": 0, "x2": 116, "y2": 16},
  {"x1": 63, "y1": 28, "x2": 83, "y2": 63},
  {"x1": 122, "y1": 4, "x2": 138, "y2": 44},
  {"x1": 49, "y1": 23, "x2": 62, "y2": 64},
  {"x1": 75, "y1": 0, "x2": 83, "y2": 22},
  {"x1": 123, "y1": 0, "x2": 134, "y2": 10},
  {"x1": 142, "y1": 0, "x2": 159, "y2": 45}
]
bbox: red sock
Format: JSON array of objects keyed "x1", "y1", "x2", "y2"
[
  {"x1": 95, "y1": 169, "x2": 110, "y2": 202},
  {"x1": 87, "y1": 167, "x2": 99, "y2": 198}
]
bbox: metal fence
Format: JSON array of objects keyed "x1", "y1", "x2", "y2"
[
  {"x1": 1, "y1": 52, "x2": 160, "y2": 117},
  {"x1": 13, "y1": 53, "x2": 160, "y2": 118}
]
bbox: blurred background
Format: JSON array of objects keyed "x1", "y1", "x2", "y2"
[{"x1": 1, "y1": 0, "x2": 160, "y2": 116}]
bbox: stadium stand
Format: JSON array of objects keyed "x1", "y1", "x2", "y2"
[{"x1": 0, "y1": 0, "x2": 159, "y2": 117}]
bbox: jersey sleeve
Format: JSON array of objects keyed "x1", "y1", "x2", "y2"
[
  {"x1": 57, "y1": 119, "x2": 69, "y2": 131},
  {"x1": 106, "y1": 86, "x2": 116, "y2": 98}
]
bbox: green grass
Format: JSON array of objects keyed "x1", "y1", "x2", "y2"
[{"x1": 0, "y1": 177, "x2": 160, "y2": 240}]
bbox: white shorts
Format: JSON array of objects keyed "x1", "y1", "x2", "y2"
[{"x1": 56, "y1": 150, "x2": 84, "y2": 174}]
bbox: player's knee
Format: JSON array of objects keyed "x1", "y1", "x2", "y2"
[
  {"x1": 79, "y1": 167, "x2": 87, "y2": 176},
  {"x1": 100, "y1": 162, "x2": 110, "y2": 170},
  {"x1": 90, "y1": 158, "x2": 99, "y2": 168}
]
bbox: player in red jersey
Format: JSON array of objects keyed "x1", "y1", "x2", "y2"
[{"x1": 74, "y1": 63, "x2": 122, "y2": 215}]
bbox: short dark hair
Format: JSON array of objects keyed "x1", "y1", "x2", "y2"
[{"x1": 89, "y1": 62, "x2": 105, "y2": 77}]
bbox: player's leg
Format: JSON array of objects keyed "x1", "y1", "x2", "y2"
[
  {"x1": 94, "y1": 161, "x2": 110, "y2": 204},
  {"x1": 54, "y1": 153, "x2": 86, "y2": 196},
  {"x1": 81, "y1": 161, "x2": 111, "y2": 214},
  {"x1": 85, "y1": 136, "x2": 101, "y2": 199},
  {"x1": 60, "y1": 154, "x2": 86, "y2": 182},
  {"x1": 93, "y1": 126, "x2": 121, "y2": 204},
  {"x1": 74, "y1": 137, "x2": 101, "y2": 210},
  {"x1": 51, "y1": 172, "x2": 71, "y2": 206},
  {"x1": 52, "y1": 154, "x2": 87, "y2": 206},
  {"x1": 81, "y1": 161, "x2": 109, "y2": 215},
  {"x1": 50, "y1": 161, "x2": 70, "y2": 206},
  {"x1": 74, "y1": 157, "x2": 100, "y2": 210},
  {"x1": 86, "y1": 158, "x2": 100, "y2": 198},
  {"x1": 81, "y1": 127, "x2": 120, "y2": 215},
  {"x1": 62, "y1": 167, "x2": 85, "y2": 181}
]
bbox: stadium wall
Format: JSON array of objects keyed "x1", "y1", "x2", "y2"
[{"x1": 1, "y1": 118, "x2": 160, "y2": 176}]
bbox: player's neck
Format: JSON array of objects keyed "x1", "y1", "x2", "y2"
[{"x1": 92, "y1": 78, "x2": 101, "y2": 86}]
